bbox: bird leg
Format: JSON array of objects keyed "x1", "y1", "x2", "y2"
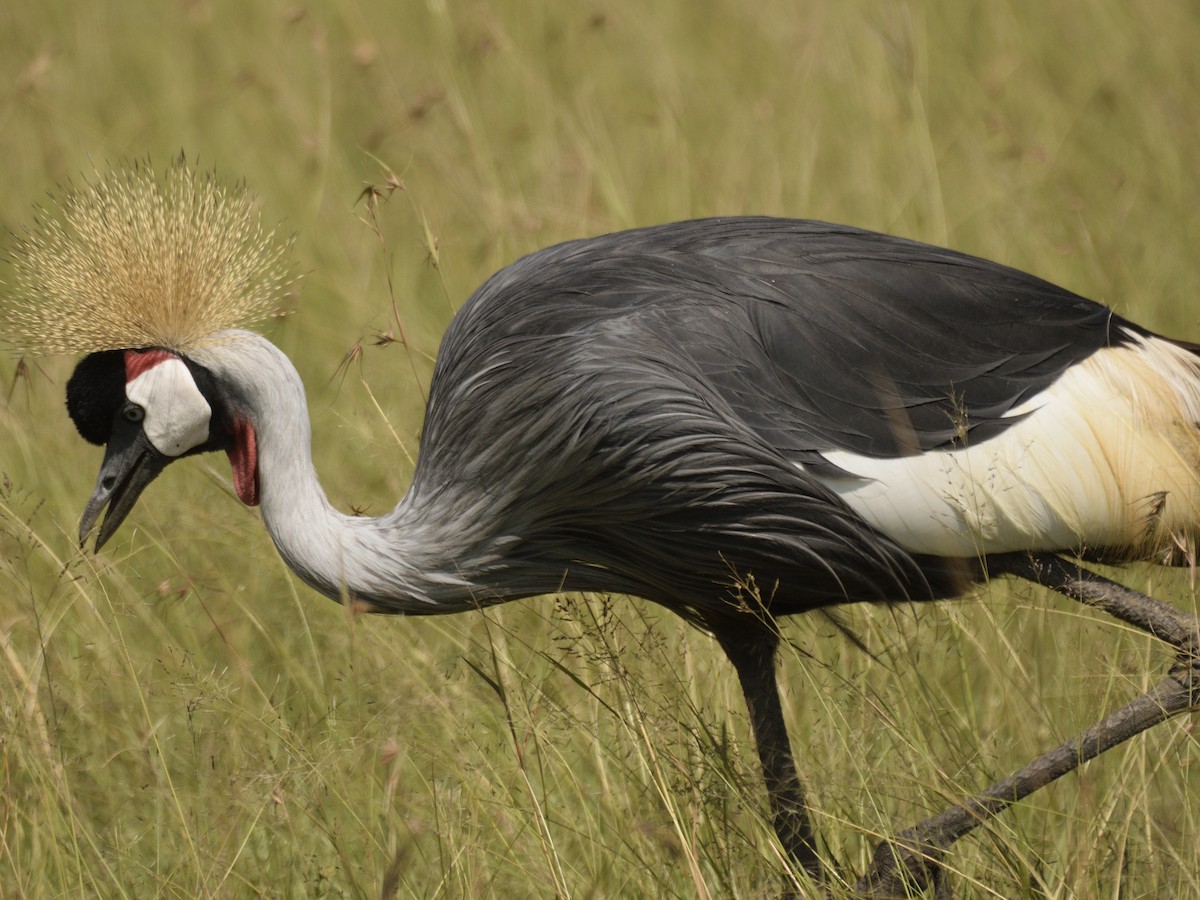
[
  {"x1": 714, "y1": 623, "x2": 823, "y2": 891},
  {"x1": 855, "y1": 552, "x2": 1200, "y2": 898},
  {"x1": 992, "y1": 552, "x2": 1200, "y2": 649}
]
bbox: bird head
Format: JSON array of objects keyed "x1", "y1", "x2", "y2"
[
  {"x1": 66, "y1": 346, "x2": 260, "y2": 550},
  {"x1": 1, "y1": 158, "x2": 291, "y2": 550}
]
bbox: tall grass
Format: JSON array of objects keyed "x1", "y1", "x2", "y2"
[{"x1": 1, "y1": 1, "x2": 1199, "y2": 896}]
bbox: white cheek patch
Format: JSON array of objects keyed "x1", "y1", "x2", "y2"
[{"x1": 126, "y1": 358, "x2": 213, "y2": 456}]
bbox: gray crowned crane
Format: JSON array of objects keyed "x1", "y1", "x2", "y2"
[{"x1": 5, "y1": 163, "x2": 1200, "y2": 897}]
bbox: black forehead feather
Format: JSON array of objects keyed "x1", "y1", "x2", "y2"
[{"x1": 66, "y1": 350, "x2": 127, "y2": 445}]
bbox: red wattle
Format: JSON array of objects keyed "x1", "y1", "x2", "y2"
[{"x1": 226, "y1": 416, "x2": 260, "y2": 506}]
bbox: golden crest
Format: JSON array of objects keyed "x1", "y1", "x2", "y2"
[{"x1": 1, "y1": 158, "x2": 294, "y2": 356}]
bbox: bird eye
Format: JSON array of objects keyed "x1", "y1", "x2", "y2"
[{"x1": 123, "y1": 404, "x2": 145, "y2": 423}]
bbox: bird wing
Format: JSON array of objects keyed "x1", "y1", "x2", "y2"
[
  {"x1": 527, "y1": 218, "x2": 1129, "y2": 464},
  {"x1": 426, "y1": 217, "x2": 1141, "y2": 605}
]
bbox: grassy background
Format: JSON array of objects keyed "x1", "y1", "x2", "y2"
[{"x1": 1, "y1": 1, "x2": 1199, "y2": 896}]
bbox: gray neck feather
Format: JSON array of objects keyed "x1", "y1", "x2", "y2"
[{"x1": 189, "y1": 331, "x2": 483, "y2": 613}]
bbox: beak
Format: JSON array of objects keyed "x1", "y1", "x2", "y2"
[{"x1": 79, "y1": 419, "x2": 171, "y2": 551}]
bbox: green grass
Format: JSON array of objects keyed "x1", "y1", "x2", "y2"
[{"x1": 1, "y1": 1, "x2": 1199, "y2": 896}]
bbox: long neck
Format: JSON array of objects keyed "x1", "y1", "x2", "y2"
[{"x1": 190, "y1": 331, "x2": 486, "y2": 613}]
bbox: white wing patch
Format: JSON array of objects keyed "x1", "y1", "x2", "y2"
[
  {"x1": 126, "y1": 358, "x2": 212, "y2": 456},
  {"x1": 807, "y1": 333, "x2": 1200, "y2": 560}
]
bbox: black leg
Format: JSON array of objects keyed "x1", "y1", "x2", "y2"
[
  {"x1": 855, "y1": 553, "x2": 1200, "y2": 897},
  {"x1": 713, "y1": 623, "x2": 823, "y2": 889},
  {"x1": 990, "y1": 552, "x2": 1199, "y2": 649}
]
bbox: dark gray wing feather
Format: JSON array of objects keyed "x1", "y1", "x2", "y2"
[
  {"x1": 442, "y1": 217, "x2": 1125, "y2": 461},
  {"x1": 414, "y1": 218, "x2": 1132, "y2": 615}
]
